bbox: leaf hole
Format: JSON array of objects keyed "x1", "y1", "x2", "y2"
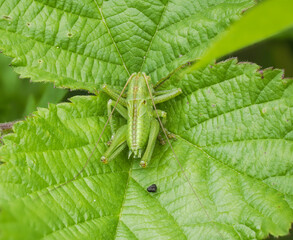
[
  {"x1": 38, "y1": 59, "x2": 43, "y2": 63},
  {"x1": 67, "y1": 32, "x2": 73, "y2": 37},
  {"x1": 26, "y1": 22, "x2": 31, "y2": 27}
]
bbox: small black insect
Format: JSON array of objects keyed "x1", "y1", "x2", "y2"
[{"x1": 147, "y1": 184, "x2": 157, "y2": 192}]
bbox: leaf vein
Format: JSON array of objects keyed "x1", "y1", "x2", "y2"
[
  {"x1": 177, "y1": 135, "x2": 289, "y2": 208},
  {"x1": 32, "y1": 0, "x2": 100, "y2": 20},
  {"x1": 140, "y1": 0, "x2": 170, "y2": 71},
  {"x1": 93, "y1": 0, "x2": 130, "y2": 76},
  {"x1": 185, "y1": 98, "x2": 287, "y2": 132},
  {"x1": 0, "y1": 29, "x2": 123, "y2": 66},
  {"x1": 130, "y1": 177, "x2": 188, "y2": 239},
  {"x1": 112, "y1": 159, "x2": 134, "y2": 240}
]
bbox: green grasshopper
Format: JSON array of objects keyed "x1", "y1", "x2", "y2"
[{"x1": 100, "y1": 72, "x2": 182, "y2": 168}]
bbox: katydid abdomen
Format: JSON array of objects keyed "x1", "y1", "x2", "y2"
[{"x1": 126, "y1": 73, "x2": 153, "y2": 158}]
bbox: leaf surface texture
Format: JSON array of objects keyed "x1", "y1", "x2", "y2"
[
  {"x1": 0, "y1": 0, "x2": 253, "y2": 91},
  {"x1": 1, "y1": 60, "x2": 293, "y2": 239}
]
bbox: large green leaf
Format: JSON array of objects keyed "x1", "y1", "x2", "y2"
[
  {"x1": 189, "y1": 0, "x2": 293, "y2": 72},
  {"x1": 1, "y1": 60, "x2": 293, "y2": 239},
  {"x1": 0, "y1": 0, "x2": 254, "y2": 91}
]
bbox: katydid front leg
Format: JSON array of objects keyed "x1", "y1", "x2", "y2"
[{"x1": 140, "y1": 108, "x2": 177, "y2": 168}]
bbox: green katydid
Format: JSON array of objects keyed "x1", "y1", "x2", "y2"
[{"x1": 100, "y1": 72, "x2": 182, "y2": 168}]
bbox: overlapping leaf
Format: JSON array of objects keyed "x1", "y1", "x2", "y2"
[
  {"x1": 1, "y1": 60, "x2": 293, "y2": 239},
  {"x1": 0, "y1": 0, "x2": 254, "y2": 91},
  {"x1": 189, "y1": 0, "x2": 293, "y2": 72}
]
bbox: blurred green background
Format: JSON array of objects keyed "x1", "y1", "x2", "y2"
[
  {"x1": 0, "y1": 55, "x2": 89, "y2": 124},
  {"x1": 0, "y1": 54, "x2": 67, "y2": 123},
  {"x1": 0, "y1": 25, "x2": 292, "y2": 240}
]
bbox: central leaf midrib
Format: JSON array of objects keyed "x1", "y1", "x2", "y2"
[
  {"x1": 128, "y1": 177, "x2": 188, "y2": 239},
  {"x1": 93, "y1": 0, "x2": 130, "y2": 77},
  {"x1": 112, "y1": 158, "x2": 134, "y2": 239},
  {"x1": 139, "y1": 0, "x2": 170, "y2": 72}
]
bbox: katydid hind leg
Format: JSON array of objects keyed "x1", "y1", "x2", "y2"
[
  {"x1": 140, "y1": 119, "x2": 160, "y2": 168},
  {"x1": 101, "y1": 124, "x2": 127, "y2": 164}
]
